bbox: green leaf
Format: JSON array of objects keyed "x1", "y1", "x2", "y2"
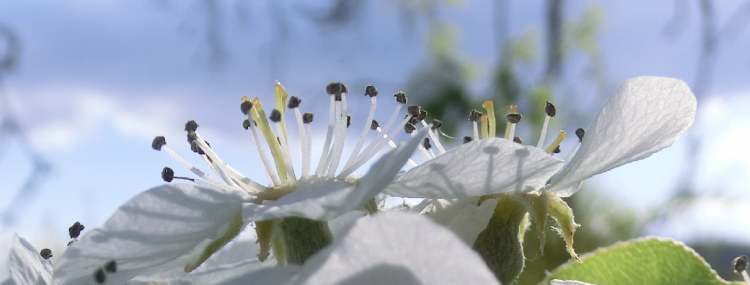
[
  {"x1": 473, "y1": 194, "x2": 528, "y2": 284},
  {"x1": 547, "y1": 194, "x2": 580, "y2": 261},
  {"x1": 544, "y1": 237, "x2": 742, "y2": 285}
]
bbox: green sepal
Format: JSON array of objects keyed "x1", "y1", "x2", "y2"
[
  {"x1": 523, "y1": 192, "x2": 550, "y2": 257},
  {"x1": 547, "y1": 193, "x2": 580, "y2": 261},
  {"x1": 473, "y1": 194, "x2": 528, "y2": 284},
  {"x1": 278, "y1": 217, "x2": 333, "y2": 265},
  {"x1": 255, "y1": 220, "x2": 274, "y2": 262}
]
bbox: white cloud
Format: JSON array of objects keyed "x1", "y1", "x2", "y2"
[{"x1": 4, "y1": 85, "x2": 187, "y2": 151}]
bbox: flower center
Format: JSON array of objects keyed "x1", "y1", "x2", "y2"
[{"x1": 150, "y1": 82, "x2": 443, "y2": 200}]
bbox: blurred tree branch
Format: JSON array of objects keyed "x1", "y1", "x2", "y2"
[{"x1": 0, "y1": 23, "x2": 52, "y2": 227}]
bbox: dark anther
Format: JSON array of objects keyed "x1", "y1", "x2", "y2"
[
  {"x1": 733, "y1": 255, "x2": 748, "y2": 274},
  {"x1": 40, "y1": 248, "x2": 53, "y2": 260},
  {"x1": 394, "y1": 91, "x2": 407, "y2": 104},
  {"x1": 506, "y1": 113, "x2": 522, "y2": 124},
  {"x1": 463, "y1": 136, "x2": 473, "y2": 144},
  {"x1": 184, "y1": 120, "x2": 199, "y2": 132},
  {"x1": 287, "y1": 96, "x2": 301, "y2": 109},
  {"x1": 418, "y1": 110, "x2": 427, "y2": 121},
  {"x1": 365, "y1": 85, "x2": 378, "y2": 97},
  {"x1": 468, "y1": 110, "x2": 482, "y2": 122},
  {"x1": 326, "y1": 82, "x2": 347, "y2": 96},
  {"x1": 69, "y1": 221, "x2": 85, "y2": 239},
  {"x1": 407, "y1": 105, "x2": 421, "y2": 117},
  {"x1": 370, "y1": 120, "x2": 380, "y2": 130},
  {"x1": 545, "y1": 101, "x2": 556, "y2": 117},
  {"x1": 242, "y1": 119, "x2": 251, "y2": 130},
  {"x1": 303, "y1": 113, "x2": 314, "y2": 124},
  {"x1": 104, "y1": 260, "x2": 117, "y2": 273},
  {"x1": 346, "y1": 115, "x2": 352, "y2": 128},
  {"x1": 269, "y1": 109, "x2": 282, "y2": 123},
  {"x1": 575, "y1": 128, "x2": 585, "y2": 142},
  {"x1": 513, "y1": 137, "x2": 523, "y2": 144},
  {"x1": 162, "y1": 167, "x2": 194, "y2": 183},
  {"x1": 186, "y1": 132, "x2": 197, "y2": 143},
  {"x1": 553, "y1": 146, "x2": 561, "y2": 154},
  {"x1": 431, "y1": 119, "x2": 443, "y2": 130},
  {"x1": 408, "y1": 116, "x2": 419, "y2": 125},
  {"x1": 151, "y1": 136, "x2": 166, "y2": 151},
  {"x1": 161, "y1": 167, "x2": 175, "y2": 182},
  {"x1": 94, "y1": 268, "x2": 106, "y2": 284},
  {"x1": 423, "y1": 138, "x2": 432, "y2": 150},
  {"x1": 240, "y1": 101, "x2": 253, "y2": 115},
  {"x1": 404, "y1": 123, "x2": 416, "y2": 134}
]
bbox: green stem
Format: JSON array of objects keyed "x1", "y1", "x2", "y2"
[{"x1": 279, "y1": 217, "x2": 333, "y2": 264}]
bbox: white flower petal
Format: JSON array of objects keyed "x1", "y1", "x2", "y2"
[
  {"x1": 127, "y1": 259, "x2": 290, "y2": 285},
  {"x1": 243, "y1": 129, "x2": 428, "y2": 221},
  {"x1": 427, "y1": 198, "x2": 497, "y2": 245},
  {"x1": 386, "y1": 137, "x2": 564, "y2": 198},
  {"x1": 219, "y1": 212, "x2": 499, "y2": 285},
  {"x1": 551, "y1": 280, "x2": 596, "y2": 285},
  {"x1": 7, "y1": 234, "x2": 52, "y2": 285},
  {"x1": 549, "y1": 76, "x2": 696, "y2": 196},
  {"x1": 54, "y1": 184, "x2": 247, "y2": 285},
  {"x1": 291, "y1": 212, "x2": 499, "y2": 285}
]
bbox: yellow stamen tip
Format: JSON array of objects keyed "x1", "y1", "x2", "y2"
[
  {"x1": 483, "y1": 101, "x2": 496, "y2": 138},
  {"x1": 545, "y1": 130, "x2": 567, "y2": 153},
  {"x1": 506, "y1": 104, "x2": 519, "y2": 114}
]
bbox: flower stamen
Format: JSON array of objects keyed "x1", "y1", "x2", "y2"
[
  {"x1": 504, "y1": 105, "x2": 521, "y2": 140},
  {"x1": 545, "y1": 130, "x2": 567, "y2": 154},
  {"x1": 242, "y1": 114, "x2": 281, "y2": 185},
  {"x1": 152, "y1": 136, "x2": 214, "y2": 182},
  {"x1": 248, "y1": 97, "x2": 291, "y2": 183},
  {"x1": 270, "y1": 109, "x2": 297, "y2": 181},
  {"x1": 468, "y1": 110, "x2": 482, "y2": 140},
  {"x1": 288, "y1": 96, "x2": 312, "y2": 178},
  {"x1": 325, "y1": 85, "x2": 350, "y2": 176},
  {"x1": 314, "y1": 87, "x2": 338, "y2": 177},
  {"x1": 343, "y1": 85, "x2": 379, "y2": 171},
  {"x1": 274, "y1": 82, "x2": 290, "y2": 144},
  {"x1": 483, "y1": 100, "x2": 496, "y2": 138},
  {"x1": 161, "y1": 167, "x2": 195, "y2": 183},
  {"x1": 537, "y1": 101, "x2": 556, "y2": 148}
]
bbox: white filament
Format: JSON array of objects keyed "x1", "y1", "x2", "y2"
[
  {"x1": 272, "y1": 121, "x2": 297, "y2": 181},
  {"x1": 162, "y1": 146, "x2": 216, "y2": 183},
  {"x1": 246, "y1": 120, "x2": 281, "y2": 186},
  {"x1": 326, "y1": 93, "x2": 349, "y2": 176},
  {"x1": 315, "y1": 96, "x2": 336, "y2": 176},
  {"x1": 536, "y1": 115, "x2": 551, "y2": 148},
  {"x1": 192, "y1": 131, "x2": 237, "y2": 187},
  {"x1": 343, "y1": 97, "x2": 377, "y2": 171},
  {"x1": 420, "y1": 120, "x2": 446, "y2": 154},
  {"x1": 293, "y1": 108, "x2": 311, "y2": 178},
  {"x1": 472, "y1": 121, "x2": 479, "y2": 140},
  {"x1": 340, "y1": 115, "x2": 411, "y2": 178}
]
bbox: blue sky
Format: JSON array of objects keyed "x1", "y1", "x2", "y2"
[{"x1": 2, "y1": 0, "x2": 750, "y2": 248}]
